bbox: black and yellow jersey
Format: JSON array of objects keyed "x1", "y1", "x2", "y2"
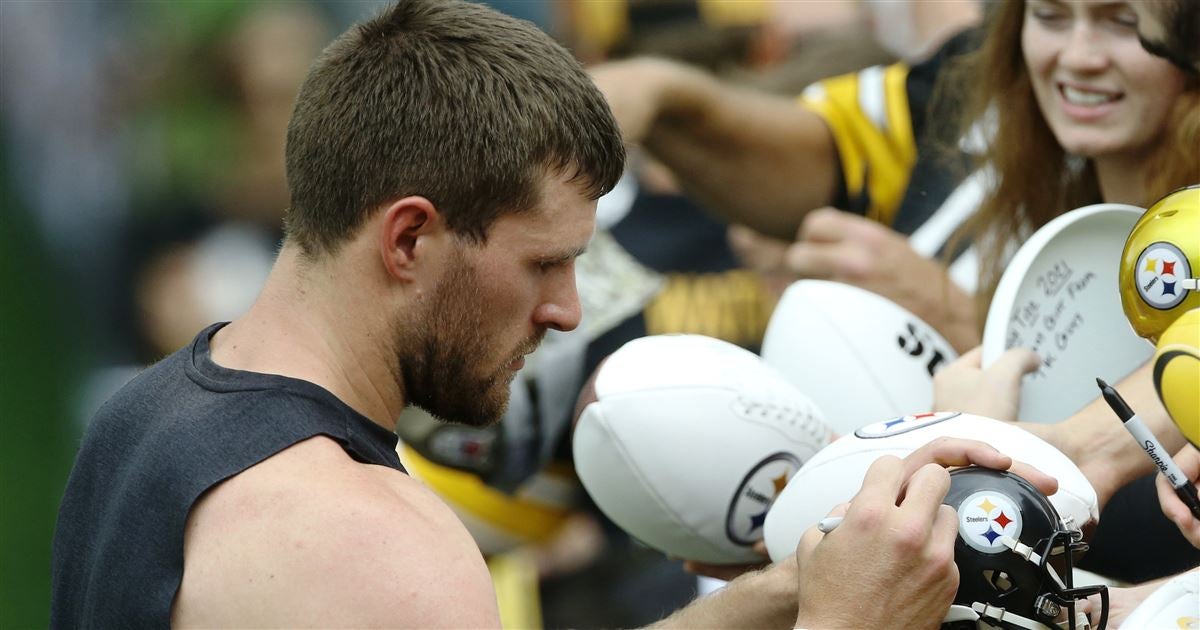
[{"x1": 800, "y1": 29, "x2": 978, "y2": 242}]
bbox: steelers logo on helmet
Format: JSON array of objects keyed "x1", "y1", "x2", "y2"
[
  {"x1": 1120, "y1": 185, "x2": 1200, "y2": 342},
  {"x1": 726, "y1": 452, "x2": 801, "y2": 546},
  {"x1": 1135, "y1": 241, "x2": 1192, "y2": 310},
  {"x1": 957, "y1": 490, "x2": 1023, "y2": 554},
  {"x1": 854, "y1": 411, "x2": 960, "y2": 439}
]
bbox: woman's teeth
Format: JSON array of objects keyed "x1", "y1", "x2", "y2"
[{"x1": 1062, "y1": 85, "x2": 1117, "y2": 106}]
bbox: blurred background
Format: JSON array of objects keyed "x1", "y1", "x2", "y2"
[{"x1": 0, "y1": 1, "x2": 977, "y2": 626}]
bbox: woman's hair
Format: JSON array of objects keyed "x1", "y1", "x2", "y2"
[{"x1": 934, "y1": 0, "x2": 1200, "y2": 328}]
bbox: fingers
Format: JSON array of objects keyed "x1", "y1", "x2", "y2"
[
  {"x1": 851, "y1": 455, "x2": 907, "y2": 508},
  {"x1": 950, "y1": 346, "x2": 984, "y2": 370},
  {"x1": 902, "y1": 437, "x2": 1059, "y2": 497},
  {"x1": 930, "y1": 504, "x2": 960, "y2": 577},
  {"x1": 1155, "y1": 470, "x2": 1187, "y2": 519},
  {"x1": 785, "y1": 242, "x2": 871, "y2": 280},
  {"x1": 898, "y1": 463, "x2": 952, "y2": 522},
  {"x1": 797, "y1": 207, "x2": 855, "y2": 243},
  {"x1": 1155, "y1": 471, "x2": 1199, "y2": 535},
  {"x1": 1007, "y1": 459, "x2": 1059, "y2": 497},
  {"x1": 787, "y1": 209, "x2": 875, "y2": 279},
  {"x1": 783, "y1": 242, "x2": 840, "y2": 280},
  {"x1": 932, "y1": 503, "x2": 959, "y2": 543},
  {"x1": 728, "y1": 225, "x2": 789, "y2": 273},
  {"x1": 990, "y1": 347, "x2": 1041, "y2": 377},
  {"x1": 1156, "y1": 447, "x2": 1200, "y2": 545},
  {"x1": 904, "y1": 438, "x2": 1013, "y2": 478},
  {"x1": 1176, "y1": 445, "x2": 1200, "y2": 481}
]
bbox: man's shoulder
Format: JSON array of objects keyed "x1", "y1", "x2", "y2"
[{"x1": 173, "y1": 436, "x2": 500, "y2": 628}]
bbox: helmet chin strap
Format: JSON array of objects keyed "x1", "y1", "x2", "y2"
[
  {"x1": 999, "y1": 536, "x2": 1069, "y2": 591},
  {"x1": 944, "y1": 603, "x2": 1086, "y2": 630},
  {"x1": 941, "y1": 536, "x2": 1097, "y2": 630}
]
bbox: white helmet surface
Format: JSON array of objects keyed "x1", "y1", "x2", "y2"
[
  {"x1": 761, "y1": 280, "x2": 958, "y2": 435},
  {"x1": 762, "y1": 411, "x2": 1098, "y2": 563},
  {"x1": 573, "y1": 334, "x2": 833, "y2": 564}
]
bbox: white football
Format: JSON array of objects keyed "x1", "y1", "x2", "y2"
[
  {"x1": 573, "y1": 334, "x2": 833, "y2": 564},
  {"x1": 981, "y1": 204, "x2": 1151, "y2": 423},
  {"x1": 762, "y1": 411, "x2": 1099, "y2": 563},
  {"x1": 1119, "y1": 569, "x2": 1199, "y2": 629},
  {"x1": 761, "y1": 280, "x2": 958, "y2": 435}
]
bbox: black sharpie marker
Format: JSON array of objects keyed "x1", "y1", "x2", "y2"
[{"x1": 1097, "y1": 378, "x2": 1200, "y2": 520}]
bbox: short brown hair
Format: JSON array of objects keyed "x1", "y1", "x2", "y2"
[{"x1": 284, "y1": 0, "x2": 625, "y2": 255}]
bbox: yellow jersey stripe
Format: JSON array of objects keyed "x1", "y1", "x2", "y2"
[
  {"x1": 401, "y1": 445, "x2": 569, "y2": 541},
  {"x1": 800, "y1": 62, "x2": 918, "y2": 227}
]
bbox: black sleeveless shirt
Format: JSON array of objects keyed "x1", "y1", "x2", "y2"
[{"x1": 51, "y1": 323, "x2": 405, "y2": 628}]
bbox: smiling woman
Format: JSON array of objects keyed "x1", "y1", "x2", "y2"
[
  {"x1": 938, "y1": 0, "x2": 1200, "y2": 321},
  {"x1": 1023, "y1": 0, "x2": 1185, "y2": 171}
]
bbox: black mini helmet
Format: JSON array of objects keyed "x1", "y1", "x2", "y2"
[{"x1": 942, "y1": 468, "x2": 1108, "y2": 630}]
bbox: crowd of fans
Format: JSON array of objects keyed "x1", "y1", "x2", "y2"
[{"x1": 4, "y1": 1, "x2": 1196, "y2": 627}]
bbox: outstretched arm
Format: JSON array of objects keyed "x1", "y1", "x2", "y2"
[
  {"x1": 648, "y1": 559, "x2": 799, "y2": 630},
  {"x1": 593, "y1": 58, "x2": 839, "y2": 240},
  {"x1": 1025, "y1": 361, "x2": 1186, "y2": 510}
]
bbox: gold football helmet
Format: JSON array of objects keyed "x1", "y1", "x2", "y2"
[
  {"x1": 1119, "y1": 185, "x2": 1200, "y2": 343},
  {"x1": 1153, "y1": 309, "x2": 1200, "y2": 448},
  {"x1": 1121, "y1": 185, "x2": 1200, "y2": 447}
]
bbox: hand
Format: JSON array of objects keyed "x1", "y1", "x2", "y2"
[
  {"x1": 589, "y1": 58, "x2": 675, "y2": 145},
  {"x1": 726, "y1": 224, "x2": 795, "y2": 300},
  {"x1": 787, "y1": 436, "x2": 1060, "y2": 628},
  {"x1": 1081, "y1": 579, "x2": 1163, "y2": 629},
  {"x1": 933, "y1": 346, "x2": 1041, "y2": 423},
  {"x1": 900, "y1": 436, "x2": 1059, "y2": 497},
  {"x1": 784, "y1": 208, "x2": 979, "y2": 352},
  {"x1": 793, "y1": 456, "x2": 959, "y2": 629},
  {"x1": 791, "y1": 438, "x2": 1057, "y2": 629},
  {"x1": 1156, "y1": 445, "x2": 1200, "y2": 548}
]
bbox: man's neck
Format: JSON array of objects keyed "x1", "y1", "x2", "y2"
[{"x1": 209, "y1": 243, "x2": 405, "y2": 432}]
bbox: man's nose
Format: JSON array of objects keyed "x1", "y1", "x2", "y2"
[{"x1": 533, "y1": 267, "x2": 582, "y2": 332}]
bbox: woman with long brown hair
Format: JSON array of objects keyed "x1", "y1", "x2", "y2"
[
  {"x1": 944, "y1": 0, "x2": 1199, "y2": 321},
  {"x1": 931, "y1": 0, "x2": 1200, "y2": 599},
  {"x1": 594, "y1": 0, "x2": 1200, "y2": 594}
]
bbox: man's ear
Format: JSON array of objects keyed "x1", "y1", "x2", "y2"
[{"x1": 379, "y1": 196, "x2": 441, "y2": 282}]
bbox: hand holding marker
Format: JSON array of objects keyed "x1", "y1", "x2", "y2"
[{"x1": 1097, "y1": 378, "x2": 1200, "y2": 520}]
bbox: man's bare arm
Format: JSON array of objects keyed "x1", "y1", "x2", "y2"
[
  {"x1": 172, "y1": 436, "x2": 500, "y2": 628},
  {"x1": 648, "y1": 559, "x2": 799, "y2": 629},
  {"x1": 593, "y1": 58, "x2": 839, "y2": 240}
]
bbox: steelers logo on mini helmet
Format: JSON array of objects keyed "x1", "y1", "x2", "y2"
[
  {"x1": 1120, "y1": 185, "x2": 1200, "y2": 342},
  {"x1": 956, "y1": 489, "x2": 1024, "y2": 554}
]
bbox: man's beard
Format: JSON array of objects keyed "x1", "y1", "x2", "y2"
[{"x1": 394, "y1": 255, "x2": 543, "y2": 427}]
